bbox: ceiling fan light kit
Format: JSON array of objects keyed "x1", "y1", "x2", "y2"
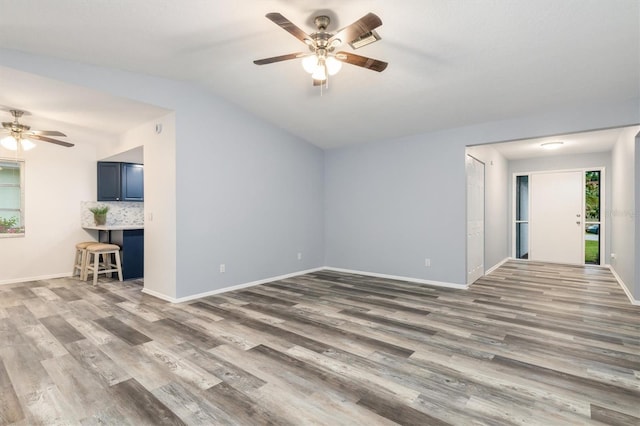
[
  {"x1": 1, "y1": 109, "x2": 74, "y2": 151},
  {"x1": 253, "y1": 12, "x2": 388, "y2": 89},
  {"x1": 0, "y1": 136, "x2": 36, "y2": 151}
]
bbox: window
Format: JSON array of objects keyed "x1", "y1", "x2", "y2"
[
  {"x1": 584, "y1": 170, "x2": 600, "y2": 265},
  {"x1": 515, "y1": 174, "x2": 529, "y2": 259},
  {"x1": 0, "y1": 159, "x2": 25, "y2": 236}
]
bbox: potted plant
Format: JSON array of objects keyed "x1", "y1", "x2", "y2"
[
  {"x1": 0, "y1": 216, "x2": 18, "y2": 233},
  {"x1": 89, "y1": 205, "x2": 109, "y2": 225}
]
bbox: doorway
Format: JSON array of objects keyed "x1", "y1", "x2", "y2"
[{"x1": 514, "y1": 169, "x2": 603, "y2": 265}]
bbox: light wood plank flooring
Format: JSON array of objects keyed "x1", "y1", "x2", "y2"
[{"x1": 0, "y1": 260, "x2": 638, "y2": 425}]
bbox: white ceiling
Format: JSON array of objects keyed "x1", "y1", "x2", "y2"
[
  {"x1": 487, "y1": 126, "x2": 636, "y2": 160},
  {"x1": 0, "y1": 0, "x2": 638, "y2": 151}
]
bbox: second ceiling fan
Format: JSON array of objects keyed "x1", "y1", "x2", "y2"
[{"x1": 253, "y1": 12, "x2": 388, "y2": 86}]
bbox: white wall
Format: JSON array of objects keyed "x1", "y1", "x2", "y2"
[
  {"x1": 466, "y1": 145, "x2": 509, "y2": 271},
  {"x1": 611, "y1": 127, "x2": 638, "y2": 301},
  {"x1": 115, "y1": 113, "x2": 177, "y2": 298},
  {"x1": 0, "y1": 130, "x2": 110, "y2": 283}
]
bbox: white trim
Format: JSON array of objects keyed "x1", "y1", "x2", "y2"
[
  {"x1": 607, "y1": 264, "x2": 640, "y2": 306},
  {"x1": 485, "y1": 257, "x2": 509, "y2": 275},
  {"x1": 0, "y1": 272, "x2": 72, "y2": 286},
  {"x1": 142, "y1": 267, "x2": 325, "y2": 304},
  {"x1": 323, "y1": 267, "x2": 468, "y2": 290}
]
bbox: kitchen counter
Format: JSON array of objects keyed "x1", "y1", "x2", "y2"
[
  {"x1": 82, "y1": 225, "x2": 144, "y2": 231},
  {"x1": 83, "y1": 225, "x2": 144, "y2": 280}
]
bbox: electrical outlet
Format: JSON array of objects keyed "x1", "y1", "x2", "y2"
[
  {"x1": 297, "y1": 252, "x2": 302, "y2": 260},
  {"x1": 425, "y1": 258, "x2": 431, "y2": 267},
  {"x1": 219, "y1": 264, "x2": 225, "y2": 273}
]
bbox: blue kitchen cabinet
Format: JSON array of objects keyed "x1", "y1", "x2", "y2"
[{"x1": 98, "y1": 162, "x2": 143, "y2": 201}]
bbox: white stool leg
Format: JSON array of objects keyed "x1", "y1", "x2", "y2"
[
  {"x1": 114, "y1": 250, "x2": 123, "y2": 282},
  {"x1": 93, "y1": 252, "x2": 100, "y2": 286},
  {"x1": 80, "y1": 249, "x2": 88, "y2": 281}
]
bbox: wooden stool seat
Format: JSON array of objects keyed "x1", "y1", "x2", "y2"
[
  {"x1": 73, "y1": 241, "x2": 99, "y2": 281},
  {"x1": 85, "y1": 243, "x2": 123, "y2": 285}
]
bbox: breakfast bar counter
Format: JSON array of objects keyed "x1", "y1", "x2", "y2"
[{"x1": 82, "y1": 225, "x2": 144, "y2": 280}]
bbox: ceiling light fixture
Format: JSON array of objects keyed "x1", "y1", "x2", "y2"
[
  {"x1": 253, "y1": 12, "x2": 388, "y2": 89},
  {"x1": 302, "y1": 51, "x2": 343, "y2": 82},
  {"x1": 1, "y1": 136, "x2": 36, "y2": 151},
  {"x1": 541, "y1": 141, "x2": 564, "y2": 150}
]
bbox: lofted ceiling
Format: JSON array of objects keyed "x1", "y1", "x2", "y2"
[{"x1": 0, "y1": 0, "x2": 638, "y2": 150}]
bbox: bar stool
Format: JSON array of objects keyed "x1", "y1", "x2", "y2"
[
  {"x1": 73, "y1": 241, "x2": 99, "y2": 280},
  {"x1": 85, "y1": 243, "x2": 123, "y2": 285}
]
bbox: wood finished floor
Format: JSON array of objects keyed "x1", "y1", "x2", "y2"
[{"x1": 0, "y1": 260, "x2": 638, "y2": 425}]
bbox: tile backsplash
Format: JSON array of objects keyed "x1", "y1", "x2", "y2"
[{"x1": 81, "y1": 201, "x2": 144, "y2": 227}]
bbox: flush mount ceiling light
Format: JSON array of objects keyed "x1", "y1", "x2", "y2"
[
  {"x1": 541, "y1": 141, "x2": 564, "y2": 150},
  {"x1": 253, "y1": 12, "x2": 388, "y2": 89},
  {"x1": 1, "y1": 109, "x2": 74, "y2": 151}
]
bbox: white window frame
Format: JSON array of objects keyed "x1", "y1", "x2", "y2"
[{"x1": 0, "y1": 158, "x2": 25, "y2": 238}]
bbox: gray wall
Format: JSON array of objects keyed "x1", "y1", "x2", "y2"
[
  {"x1": 0, "y1": 49, "x2": 325, "y2": 300},
  {"x1": 325, "y1": 135, "x2": 467, "y2": 284},
  {"x1": 508, "y1": 151, "x2": 612, "y2": 262},
  {"x1": 324, "y1": 103, "x2": 637, "y2": 286},
  {"x1": 611, "y1": 128, "x2": 638, "y2": 300},
  {"x1": 174, "y1": 88, "x2": 325, "y2": 297},
  {"x1": 2, "y1": 48, "x2": 639, "y2": 298},
  {"x1": 636, "y1": 134, "x2": 640, "y2": 301}
]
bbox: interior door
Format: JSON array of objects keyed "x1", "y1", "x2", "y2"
[
  {"x1": 530, "y1": 171, "x2": 583, "y2": 264},
  {"x1": 466, "y1": 155, "x2": 484, "y2": 284}
]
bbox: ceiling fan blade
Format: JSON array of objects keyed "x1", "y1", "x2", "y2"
[
  {"x1": 29, "y1": 134, "x2": 74, "y2": 147},
  {"x1": 2, "y1": 122, "x2": 12, "y2": 130},
  {"x1": 265, "y1": 13, "x2": 313, "y2": 45},
  {"x1": 253, "y1": 52, "x2": 307, "y2": 65},
  {"x1": 335, "y1": 51, "x2": 388, "y2": 72},
  {"x1": 27, "y1": 130, "x2": 67, "y2": 137},
  {"x1": 329, "y1": 13, "x2": 382, "y2": 46}
]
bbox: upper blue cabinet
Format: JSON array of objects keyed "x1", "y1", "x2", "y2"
[{"x1": 98, "y1": 162, "x2": 144, "y2": 202}]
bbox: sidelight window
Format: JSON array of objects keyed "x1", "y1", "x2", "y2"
[
  {"x1": 584, "y1": 170, "x2": 600, "y2": 264},
  {"x1": 515, "y1": 175, "x2": 529, "y2": 259}
]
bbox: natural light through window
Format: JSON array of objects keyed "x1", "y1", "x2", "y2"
[{"x1": 0, "y1": 159, "x2": 25, "y2": 236}]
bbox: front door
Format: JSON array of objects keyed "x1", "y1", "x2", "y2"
[{"x1": 530, "y1": 171, "x2": 583, "y2": 264}]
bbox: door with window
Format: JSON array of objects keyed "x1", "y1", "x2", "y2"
[{"x1": 514, "y1": 169, "x2": 602, "y2": 265}]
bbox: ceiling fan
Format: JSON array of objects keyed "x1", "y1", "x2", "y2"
[
  {"x1": 1, "y1": 109, "x2": 74, "y2": 151},
  {"x1": 253, "y1": 12, "x2": 388, "y2": 86}
]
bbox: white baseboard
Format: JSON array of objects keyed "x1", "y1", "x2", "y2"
[
  {"x1": 485, "y1": 257, "x2": 510, "y2": 275},
  {"x1": 0, "y1": 272, "x2": 72, "y2": 286},
  {"x1": 142, "y1": 267, "x2": 325, "y2": 304},
  {"x1": 323, "y1": 267, "x2": 468, "y2": 290},
  {"x1": 606, "y1": 265, "x2": 640, "y2": 306}
]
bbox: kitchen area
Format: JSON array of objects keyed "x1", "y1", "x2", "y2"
[{"x1": 82, "y1": 160, "x2": 144, "y2": 280}]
